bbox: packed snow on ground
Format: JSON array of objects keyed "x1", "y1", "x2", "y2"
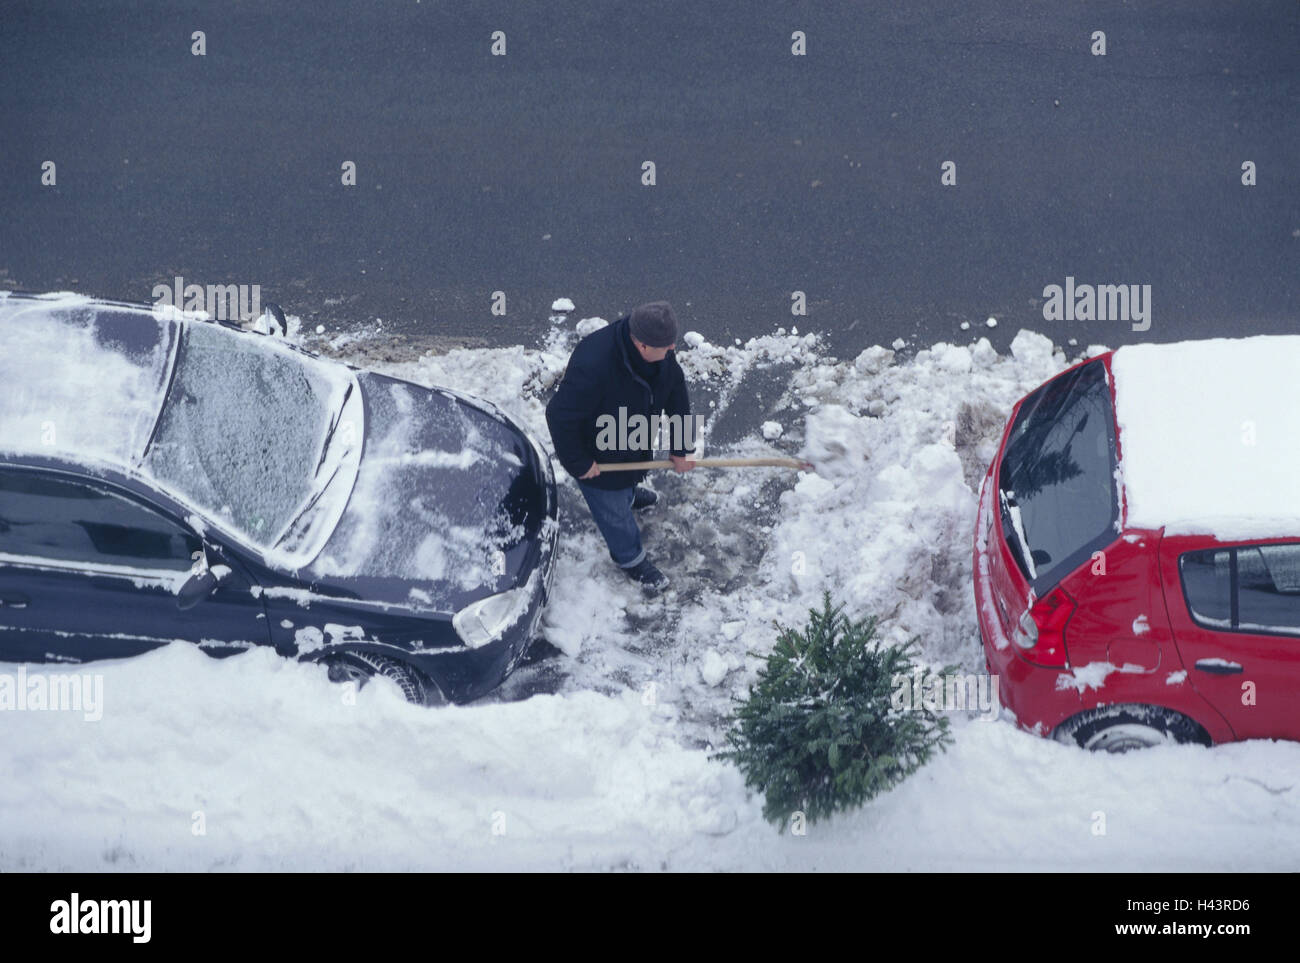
[{"x1": 3, "y1": 312, "x2": 1299, "y2": 871}]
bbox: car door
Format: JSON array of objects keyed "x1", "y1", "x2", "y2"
[
  {"x1": 1160, "y1": 536, "x2": 1300, "y2": 740},
  {"x1": 0, "y1": 466, "x2": 270, "y2": 664}
]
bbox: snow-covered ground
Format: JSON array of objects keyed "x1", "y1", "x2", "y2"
[{"x1": 3, "y1": 314, "x2": 1299, "y2": 871}]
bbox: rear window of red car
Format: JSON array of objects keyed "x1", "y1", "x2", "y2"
[{"x1": 998, "y1": 359, "x2": 1119, "y2": 592}]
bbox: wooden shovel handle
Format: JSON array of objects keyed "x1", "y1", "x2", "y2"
[{"x1": 593, "y1": 457, "x2": 811, "y2": 471}]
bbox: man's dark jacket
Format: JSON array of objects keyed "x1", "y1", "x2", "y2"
[{"x1": 545, "y1": 316, "x2": 693, "y2": 490}]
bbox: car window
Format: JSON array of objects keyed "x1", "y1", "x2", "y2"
[
  {"x1": 1180, "y1": 543, "x2": 1300, "y2": 637},
  {"x1": 998, "y1": 359, "x2": 1118, "y2": 589},
  {"x1": 1179, "y1": 548, "x2": 1233, "y2": 629},
  {"x1": 1238, "y1": 545, "x2": 1300, "y2": 635},
  {"x1": 0, "y1": 469, "x2": 200, "y2": 571}
]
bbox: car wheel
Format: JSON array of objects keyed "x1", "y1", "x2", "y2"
[
  {"x1": 324, "y1": 651, "x2": 445, "y2": 706},
  {"x1": 1053, "y1": 704, "x2": 1211, "y2": 753}
]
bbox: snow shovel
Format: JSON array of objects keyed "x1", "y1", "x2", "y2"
[{"x1": 594, "y1": 457, "x2": 812, "y2": 471}]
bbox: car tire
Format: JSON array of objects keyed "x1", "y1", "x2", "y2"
[
  {"x1": 1053, "y1": 703, "x2": 1211, "y2": 753},
  {"x1": 324, "y1": 651, "x2": 446, "y2": 707}
]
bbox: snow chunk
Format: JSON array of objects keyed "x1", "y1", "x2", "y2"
[
  {"x1": 550, "y1": 297, "x2": 575, "y2": 312},
  {"x1": 853, "y1": 345, "x2": 894, "y2": 374},
  {"x1": 720, "y1": 620, "x2": 745, "y2": 641},
  {"x1": 294, "y1": 625, "x2": 325, "y2": 652},
  {"x1": 801, "y1": 405, "x2": 871, "y2": 480},
  {"x1": 575, "y1": 317, "x2": 608, "y2": 338},
  {"x1": 971, "y1": 338, "x2": 998, "y2": 368},
  {"x1": 682, "y1": 330, "x2": 705, "y2": 349},
  {"x1": 931, "y1": 343, "x2": 972, "y2": 374},
  {"x1": 1056, "y1": 661, "x2": 1144, "y2": 692},
  {"x1": 700, "y1": 650, "x2": 730, "y2": 687},
  {"x1": 1010, "y1": 330, "x2": 1054, "y2": 367},
  {"x1": 761, "y1": 421, "x2": 783, "y2": 440}
]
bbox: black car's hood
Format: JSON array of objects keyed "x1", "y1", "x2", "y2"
[{"x1": 305, "y1": 372, "x2": 553, "y2": 612}]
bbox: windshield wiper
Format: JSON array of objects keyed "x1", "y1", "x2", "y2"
[
  {"x1": 999, "y1": 487, "x2": 1038, "y2": 581},
  {"x1": 140, "y1": 323, "x2": 185, "y2": 463},
  {"x1": 279, "y1": 459, "x2": 344, "y2": 551},
  {"x1": 315, "y1": 380, "x2": 355, "y2": 477}
]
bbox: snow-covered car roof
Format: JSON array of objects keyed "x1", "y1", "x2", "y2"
[
  {"x1": 0, "y1": 292, "x2": 177, "y2": 469},
  {"x1": 0, "y1": 292, "x2": 363, "y2": 569},
  {"x1": 1110, "y1": 335, "x2": 1300, "y2": 540}
]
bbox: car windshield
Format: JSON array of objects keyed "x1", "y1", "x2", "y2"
[
  {"x1": 998, "y1": 359, "x2": 1118, "y2": 590},
  {"x1": 143, "y1": 322, "x2": 358, "y2": 553}
]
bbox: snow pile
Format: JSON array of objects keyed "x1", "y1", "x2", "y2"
[
  {"x1": 0, "y1": 645, "x2": 756, "y2": 871},
  {"x1": 3, "y1": 643, "x2": 1297, "y2": 871},
  {"x1": 1112, "y1": 336, "x2": 1300, "y2": 538},
  {"x1": 754, "y1": 331, "x2": 1062, "y2": 670}
]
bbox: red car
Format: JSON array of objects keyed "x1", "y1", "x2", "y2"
[{"x1": 975, "y1": 337, "x2": 1300, "y2": 751}]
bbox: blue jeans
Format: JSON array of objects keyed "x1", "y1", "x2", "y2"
[{"x1": 577, "y1": 482, "x2": 644, "y2": 568}]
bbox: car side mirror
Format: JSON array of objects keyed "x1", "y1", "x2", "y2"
[
  {"x1": 253, "y1": 302, "x2": 288, "y2": 337},
  {"x1": 177, "y1": 569, "x2": 219, "y2": 611},
  {"x1": 177, "y1": 548, "x2": 230, "y2": 611}
]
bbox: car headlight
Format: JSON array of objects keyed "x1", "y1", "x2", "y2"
[{"x1": 452, "y1": 587, "x2": 531, "y2": 648}]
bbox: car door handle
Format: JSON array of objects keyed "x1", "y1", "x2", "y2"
[
  {"x1": 0, "y1": 593, "x2": 29, "y2": 609},
  {"x1": 1195, "y1": 659, "x2": 1243, "y2": 675}
]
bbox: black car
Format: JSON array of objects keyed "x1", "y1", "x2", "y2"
[{"x1": 0, "y1": 292, "x2": 558, "y2": 704}]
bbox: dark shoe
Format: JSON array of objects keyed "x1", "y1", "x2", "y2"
[
  {"x1": 632, "y1": 485, "x2": 659, "y2": 511},
  {"x1": 624, "y1": 558, "x2": 669, "y2": 593}
]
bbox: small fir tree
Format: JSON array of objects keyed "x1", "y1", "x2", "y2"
[{"x1": 718, "y1": 592, "x2": 953, "y2": 829}]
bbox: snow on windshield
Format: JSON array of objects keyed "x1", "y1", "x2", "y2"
[
  {"x1": 1112, "y1": 336, "x2": 1300, "y2": 538},
  {"x1": 0, "y1": 297, "x2": 173, "y2": 466},
  {"x1": 143, "y1": 321, "x2": 355, "y2": 552}
]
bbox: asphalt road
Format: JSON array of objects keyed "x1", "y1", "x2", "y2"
[{"x1": 2, "y1": 0, "x2": 1297, "y2": 355}]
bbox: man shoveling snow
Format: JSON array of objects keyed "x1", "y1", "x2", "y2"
[{"x1": 545, "y1": 301, "x2": 696, "y2": 593}]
